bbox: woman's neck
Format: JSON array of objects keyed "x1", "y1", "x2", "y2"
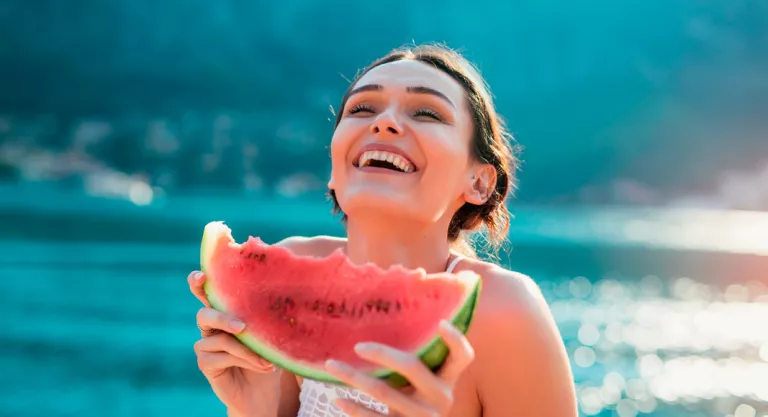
[{"x1": 344, "y1": 214, "x2": 453, "y2": 274}]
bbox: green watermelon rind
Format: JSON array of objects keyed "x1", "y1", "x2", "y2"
[{"x1": 199, "y1": 221, "x2": 482, "y2": 388}]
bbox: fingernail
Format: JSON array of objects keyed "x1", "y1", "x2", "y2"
[
  {"x1": 440, "y1": 320, "x2": 457, "y2": 334},
  {"x1": 325, "y1": 359, "x2": 346, "y2": 372},
  {"x1": 354, "y1": 342, "x2": 376, "y2": 355},
  {"x1": 229, "y1": 320, "x2": 245, "y2": 332},
  {"x1": 193, "y1": 272, "x2": 204, "y2": 281}
]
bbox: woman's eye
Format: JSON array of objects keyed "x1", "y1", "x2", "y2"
[
  {"x1": 347, "y1": 104, "x2": 375, "y2": 115},
  {"x1": 414, "y1": 108, "x2": 442, "y2": 121}
]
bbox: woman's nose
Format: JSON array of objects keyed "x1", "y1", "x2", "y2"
[{"x1": 369, "y1": 110, "x2": 403, "y2": 137}]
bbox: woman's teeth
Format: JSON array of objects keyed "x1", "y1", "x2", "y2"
[{"x1": 357, "y1": 151, "x2": 414, "y2": 173}]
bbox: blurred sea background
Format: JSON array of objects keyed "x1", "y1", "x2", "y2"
[{"x1": 1, "y1": 1, "x2": 767, "y2": 416}]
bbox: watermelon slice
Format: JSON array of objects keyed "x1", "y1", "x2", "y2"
[{"x1": 200, "y1": 221, "x2": 482, "y2": 386}]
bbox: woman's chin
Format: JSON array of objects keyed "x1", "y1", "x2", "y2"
[{"x1": 337, "y1": 191, "x2": 427, "y2": 220}]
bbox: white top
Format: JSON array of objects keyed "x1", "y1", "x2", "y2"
[{"x1": 296, "y1": 254, "x2": 466, "y2": 417}]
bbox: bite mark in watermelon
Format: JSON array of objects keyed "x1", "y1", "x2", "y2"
[{"x1": 200, "y1": 221, "x2": 482, "y2": 387}]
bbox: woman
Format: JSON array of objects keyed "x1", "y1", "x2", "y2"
[{"x1": 189, "y1": 44, "x2": 578, "y2": 417}]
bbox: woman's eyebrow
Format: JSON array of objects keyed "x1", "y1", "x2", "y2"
[{"x1": 345, "y1": 84, "x2": 455, "y2": 108}]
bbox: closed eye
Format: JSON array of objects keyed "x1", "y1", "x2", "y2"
[
  {"x1": 414, "y1": 108, "x2": 443, "y2": 121},
  {"x1": 347, "y1": 104, "x2": 375, "y2": 115},
  {"x1": 346, "y1": 104, "x2": 444, "y2": 122}
]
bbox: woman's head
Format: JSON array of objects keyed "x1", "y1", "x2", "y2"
[{"x1": 327, "y1": 44, "x2": 518, "y2": 257}]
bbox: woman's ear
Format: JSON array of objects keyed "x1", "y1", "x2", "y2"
[{"x1": 464, "y1": 164, "x2": 496, "y2": 205}]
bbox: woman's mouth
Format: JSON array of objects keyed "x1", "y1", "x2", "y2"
[{"x1": 353, "y1": 150, "x2": 417, "y2": 173}]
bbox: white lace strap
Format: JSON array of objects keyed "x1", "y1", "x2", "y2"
[{"x1": 446, "y1": 254, "x2": 465, "y2": 273}]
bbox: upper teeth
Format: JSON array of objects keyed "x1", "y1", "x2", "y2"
[{"x1": 358, "y1": 151, "x2": 414, "y2": 172}]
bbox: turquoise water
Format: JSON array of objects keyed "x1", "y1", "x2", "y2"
[
  {"x1": 2, "y1": 190, "x2": 767, "y2": 417},
  {"x1": 4, "y1": 238, "x2": 767, "y2": 417}
]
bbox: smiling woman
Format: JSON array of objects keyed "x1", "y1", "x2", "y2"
[
  {"x1": 188, "y1": 43, "x2": 578, "y2": 417},
  {"x1": 328, "y1": 47, "x2": 516, "y2": 259}
]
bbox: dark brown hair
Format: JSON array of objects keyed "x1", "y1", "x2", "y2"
[{"x1": 328, "y1": 43, "x2": 519, "y2": 258}]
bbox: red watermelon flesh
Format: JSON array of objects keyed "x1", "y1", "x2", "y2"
[{"x1": 200, "y1": 221, "x2": 482, "y2": 385}]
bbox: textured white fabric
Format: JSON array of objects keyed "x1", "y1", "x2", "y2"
[
  {"x1": 296, "y1": 255, "x2": 466, "y2": 417},
  {"x1": 298, "y1": 379, "x2": 390, "y2": 416}
]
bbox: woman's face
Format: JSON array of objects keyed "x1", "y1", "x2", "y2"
[{"x1": 328, "y1": 60, "x2": 477, "y2": 225}]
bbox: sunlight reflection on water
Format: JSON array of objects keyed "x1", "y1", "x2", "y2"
[{"x1": 541, "y1": 274, "x2": 768, "y2": 416}]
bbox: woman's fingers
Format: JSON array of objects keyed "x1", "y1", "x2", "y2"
[
  {"x1": 197, "y1": 351, "x2": 260, "y2": 378},
  {"x1": 188, "y1": 271, "x2": 211, "y2": 307},
  {"x1": 325, "y1": 360, "x2": 435, "y2": 417},
  {"x1": 353, "y1": 342, "x2": 452, "y2": 406},
  {"x1": 337, "y1": 321, "x2": 474, "y2": 416},
  {"x1": 194, "y1": 333, "x2": 274, "y2": 374},
  {"x1": 190, "y1": 271, "x2": 276, "y2": 382},
  {"x1": 196, "y1": 307, "x2": 245, "y2": 336},
  {"x1": 434, "y1": 321, "x2": 475, "y2": 384}
]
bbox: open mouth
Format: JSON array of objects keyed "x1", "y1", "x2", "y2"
[{"x1": 353, "y1": 150, "x2": 416, "y2": 173}]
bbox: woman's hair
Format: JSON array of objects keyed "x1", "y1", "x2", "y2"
[{"x1": 328, "y1": 43, "x2": 519, "y2": 259}]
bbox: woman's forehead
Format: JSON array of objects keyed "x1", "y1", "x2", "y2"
[{"x1": 355, "y1": 60, "x2": 465, "y2": 103}]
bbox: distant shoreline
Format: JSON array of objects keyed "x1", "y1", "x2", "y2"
[
  {"x1": 2, "y1": 182, "x2": 768, "y2": 257},
  {"x1": 2, "y1": 182, "x2": 767, "y2": 283}
]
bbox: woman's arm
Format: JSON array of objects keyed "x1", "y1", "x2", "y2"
[{"x1": 473, "y1": 269, "x2": 578, "y2": 416}]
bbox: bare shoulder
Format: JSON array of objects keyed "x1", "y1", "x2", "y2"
[
  {"x1": 460, "y1": 260, "x2": 556, "y2": 348},
  {"x1": 275, "y1": 235, "x2": 346, "y2": 257},
  {"x1": 462, "y1": 260, "x2": 546, "y2": 313},
  {"x1": 458, "y1": 259, "x2": 578, "y2": 416}
]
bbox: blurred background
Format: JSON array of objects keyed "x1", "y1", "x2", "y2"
[{"x1": 1, "y1": 1, "x2": 767, "y2": 416}]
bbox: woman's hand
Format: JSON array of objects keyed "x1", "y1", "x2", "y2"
[
  {"x1": 189, "y1": 271, "x2": 283, "y2": 416},
  {"x1": 325, "y1": 321, "x2": 475, "y2": 417}
]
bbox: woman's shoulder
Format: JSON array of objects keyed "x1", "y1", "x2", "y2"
[
  {"x1": 456, "y1": 258, "x2": 544, "y2": 312},
  {"x1": 456, "y1": 259, "x2": 578, "y2": 414},
  {"x1": 456, "y1": 258, "x2": 557, "y2": 345}
]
